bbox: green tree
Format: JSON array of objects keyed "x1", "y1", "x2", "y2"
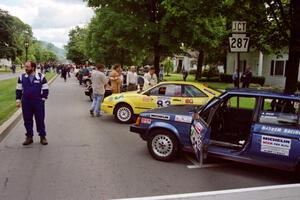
[
  {"x1": 0, "y1": 9, "x2": 31, "y2": 61},
  {"x1": 85, "y1": 0, "x2": 181, "y2": 75},
  {"x1": 224, "y1": 0, "x2": 299, "y2": 93},
  {"x1": 162, "y1": 57, "x2": 174, "y2": 75},
  {"x1": 163, "y1": 0, "x2": 227, "y2": 81},
  {"x1": 65, "y1": 26, "x2": 89, "y2": 64},
  {"x1": 85, "y1": 9, "x2": 135, "y2": 66}
]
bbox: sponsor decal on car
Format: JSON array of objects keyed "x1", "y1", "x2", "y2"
[
  {"x1": 260, "y1": 125, "x2": 300, "y2": 136},
  {"x1": 142, "y1": 97, "x2": 152, "y2": 102},
  {"x1": 174, "y1": 115, "x2": 192, "y2": 123},
  {"x1": 156, "y1": 97, "x2": 171, "y2": 107},
  {"x1": 260, "y1": 135, "x2": 291, "y2": 156},
  {"x1": 185, "y1": 99, "x2": 193, "y2": 104},
  {"x1": 190, "y1": 121, "x2": 206, "y2": 161},
  {"x1": 141, "y1": 118, "x2": 152, "y2": 124},
  {"x1": 114, "y1": 95, "x2": 124, "y2": 101},
  {"x1": 149, "y1": 114, "x2": 170, "y2": 120}
]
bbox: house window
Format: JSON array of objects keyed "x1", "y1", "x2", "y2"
[{"x1": 270, "y1": 60, "x2": 285, "y2": 76}]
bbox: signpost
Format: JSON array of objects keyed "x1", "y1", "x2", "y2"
[{"x1": 229, "y1": 21, "x2": 250, "y2": 89}]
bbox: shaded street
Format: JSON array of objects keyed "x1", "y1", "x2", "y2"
[{"x1": 0, "y1": 76, "x2": 296, "y2": 200}]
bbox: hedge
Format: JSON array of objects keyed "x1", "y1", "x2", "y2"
[{"x1": 220, "y1": 73, "x2": 265, "y2": 86}]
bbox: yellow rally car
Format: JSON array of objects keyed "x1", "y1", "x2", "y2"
[{"x1": 101, "y1": 81, "x2": 220, "y2": 123}]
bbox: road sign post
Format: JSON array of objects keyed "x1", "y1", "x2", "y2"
[{"x1": 229, "y1": 21, "x2": 250, "y2": 89}]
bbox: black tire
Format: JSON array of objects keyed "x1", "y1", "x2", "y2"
[
  {"x1": 295, "y1": 164, "x2": 300, "y2": 181},
  {"x1": 147, "y1": 129, "x2": 179, "y2": 162},
  {"x1": 114, "y1": 104, "x2": 134, "y2": 123}
]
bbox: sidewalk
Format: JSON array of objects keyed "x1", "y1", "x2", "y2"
[{"x1": 0, "y1": 72, "x2": 22, "y2": 81}]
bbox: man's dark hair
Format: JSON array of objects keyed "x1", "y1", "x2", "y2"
[
  {"x1": 96, "y1": 64, "x2": 105, "y2": 70},
  {"x1": 28, "y1": 61, "x2": 37, "y2": 70},
  {"x1": 150, "y1": 66, "x2": 155, "y2": 71}
]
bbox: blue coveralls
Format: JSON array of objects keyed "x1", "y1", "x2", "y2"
[{"x1": 16, "y1": 72, "x2": 49, "y2": 137}]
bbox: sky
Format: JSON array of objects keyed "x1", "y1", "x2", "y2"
[{"x1": 0, "y1": 0, "x2": 94, "y2": 48}]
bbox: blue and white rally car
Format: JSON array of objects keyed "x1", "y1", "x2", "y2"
[{"x1": 130, "y1": 89, "x2": 300, "y2": 176}]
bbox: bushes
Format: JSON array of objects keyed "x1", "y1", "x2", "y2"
[
  {"x1": 189, "y1": 69, "x2": 197, "y2": 74},
  {"x1": 219, "y1": 73, "x2": 265, "y2": 86},
  {"x1": 200, "y1": 77, "x2": 220, "y2": 82},
  {"x1": 189, "y1": 67, "x2": 219, "y2": 79},
  {"x1": 220, "y1": 73, "x2": 233, "y2": 83},
  {"x1": 251, "y1": 76, "x2": 265, "y2": 86}
]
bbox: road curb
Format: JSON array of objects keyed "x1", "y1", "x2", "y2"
[{"x1": 0, "y1": 74, "x2": 58, "y2": 142}]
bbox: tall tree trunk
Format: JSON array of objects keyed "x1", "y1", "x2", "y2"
[
  {"x1": 284, "y1": 0, "x2": 300, "y2": 93},
  {"x1": 154, "y1": 44, "x2": 160, "y2": 77},
  {"x1": 195, "y1": 50, "x2": 204, "y2": 81},
  {"x1": 223, "y1": 53, "x2": 227, "y2": 74}
]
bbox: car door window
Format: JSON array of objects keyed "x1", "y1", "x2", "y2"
[
  {"x1": 259, "y1": 98, "x2": 300, "y2": 125},
  {"x1": 183, "y1": 85, "x2": 207, "y2": 97},
  {"x1": 229, "y1": 97, "x2": 257, "y2": 109},
  {"x1": 149, "y1": 84, "x2": 181, "y2": 97}
]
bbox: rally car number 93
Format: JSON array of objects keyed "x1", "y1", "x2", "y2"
[{"x1": 101, "y1": 81, "x2": 220, "y2": 123}]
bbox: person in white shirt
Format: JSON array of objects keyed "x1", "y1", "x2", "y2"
[
  {"x1": 144, "y1": 66, "x2": 158, "y2": 90},
  {"x1": 126, "y1": 66, "x2": 138, "y2": 91}
]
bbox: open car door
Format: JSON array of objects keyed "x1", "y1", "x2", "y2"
[
  {"x1": 190, "y1": 118, "x2": 211, "y2": 164},
  {"x1": 189, "y1": 96, "x2": 222, "y2": 164}
]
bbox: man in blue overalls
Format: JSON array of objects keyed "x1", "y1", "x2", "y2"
[{"x1": 16, "y1": 61, "x2": 49, "y2": 145}]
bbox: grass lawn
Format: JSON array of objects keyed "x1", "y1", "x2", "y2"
[
  {"x1": 163, "y1": 73, "x2": 260, "y2": 90},
  {"x1": 0, "y1": 66, "x2": 22, "y2": 73},
  {"x1": 0, "y1": 72, "x2": 56, "y2": 125}
]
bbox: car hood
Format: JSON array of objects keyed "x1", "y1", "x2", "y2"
[{"x1": 145, "y1": 105, "x2": 199, "y2": 116}]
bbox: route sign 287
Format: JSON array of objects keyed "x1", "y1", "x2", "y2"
[{"x1": 229, "y1": 34, "x2": 250, "y2": 52}]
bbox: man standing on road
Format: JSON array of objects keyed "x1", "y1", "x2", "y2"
[
  {"x1": 16, "y1": 61, "x2": 49, "y2": 145},
  {"x1": 126, "y1": 66, "x2": 138, "y2": 91},
  {"x1": 90, "y1": 64, "x2": 107, "y2": 117}
]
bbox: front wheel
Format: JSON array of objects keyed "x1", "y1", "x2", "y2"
[
  {"x1": 147, "y1": 129, "x2": 179, "y2": 161},
  {"x1": 295, "y1": 164, "x2": 300, "y2": 180},
  {"x1": 114, "y1": 104, "x2": 134, "y2": 123}
]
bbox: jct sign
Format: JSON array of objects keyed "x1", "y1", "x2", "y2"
[
  {"x1": 229, "y1": 21, "x2": 249, "y2": 53},
  {"x1": 232, "y1": 21, "x2": 247, "y2": 33}
]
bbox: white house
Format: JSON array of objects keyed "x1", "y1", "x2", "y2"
[
  {"x1": 0, "y1": 58, "x2": 12, "y2": 67},
  {"x1": 226, "y1": 49, "x2": 300, "y2": 87},
  {"x1": 173, "y1": 51, "x2": 198, "y2": 72}
]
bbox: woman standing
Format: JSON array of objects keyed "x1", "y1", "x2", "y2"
[{"x1": 110, "y1": 64, "x2": 122, "y2": 93}]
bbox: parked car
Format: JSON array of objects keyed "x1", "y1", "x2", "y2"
[
  {"x1": 130, "y1": 89, "x2": 300, "y2": 177},
  {"x1": 101, "y1": 81, "x2": 220, "y2": 123}
]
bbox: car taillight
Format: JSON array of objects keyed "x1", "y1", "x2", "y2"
[{"x1": 135, "y1": 117, "x2": 141, "y2": 126}]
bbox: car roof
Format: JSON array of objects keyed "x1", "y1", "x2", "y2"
[
  {"x1": 159, "y1": 81, "x2": 204, "y2": 87},
  {"x1": 226, "y1": 88, "x2": 300, "y2": 100}
]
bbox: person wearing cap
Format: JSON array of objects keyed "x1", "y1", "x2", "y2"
[{"x1": 16, "y1": 61, "x2": 49, "y2": 145}]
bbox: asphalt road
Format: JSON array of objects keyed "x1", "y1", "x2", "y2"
[
  {"x1": 0, "y1": 72, "x2": 22, "y2": 81},
  {"x1": 0, "y1": 75, "x2": 297, "y2": 200}
]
